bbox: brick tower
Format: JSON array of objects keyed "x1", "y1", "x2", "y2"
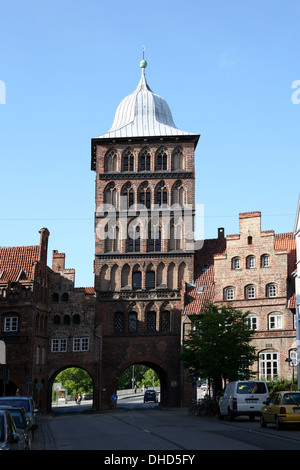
[{"x1": 91, "y1": 58, "x2": 199, "y2": 409}]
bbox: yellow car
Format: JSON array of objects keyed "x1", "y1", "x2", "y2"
[{"x1": 260, "y1": 391, "x2": 300, "y2": 430}]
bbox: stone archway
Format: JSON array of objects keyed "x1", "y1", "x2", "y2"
[{"x1": 47, "y1": 366, "x2": 95, "y2": 413}]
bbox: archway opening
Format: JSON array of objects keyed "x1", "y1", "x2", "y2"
[
  {"x1": 50, "y1": 367, "x2": 93, "y2": 414},
  {"x1": 116, "y1": 363, "x2": 163, "y2": 409}
]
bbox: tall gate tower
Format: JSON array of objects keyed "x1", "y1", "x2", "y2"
[{"x1": 91, "y1": 59, "x2": 199, "y2": 409}]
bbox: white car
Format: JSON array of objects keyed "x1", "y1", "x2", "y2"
[{"x1": 218, "y1": 380, "x2": 269, "y2": 421}]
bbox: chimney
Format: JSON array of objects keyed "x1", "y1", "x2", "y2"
[
  {"x1": 52, "y1": 250, "x2": 66, "y2": 272},
  {"x1": 38, "y1": 228, "x2": 50, "y2": 264},
  {"x1": 218, "y1": 227, "x2": 225, "y2": 239}
]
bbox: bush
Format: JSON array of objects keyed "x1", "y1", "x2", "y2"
[{"x1": 266, "y1": 378, "x2": 296, "y2": 395}]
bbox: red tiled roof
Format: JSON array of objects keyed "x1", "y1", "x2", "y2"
[
  {"x1": 274, "y1": 232, "x2": 296, "y2": 275},
  {"x1": 84, "y1": 287, "x2": 95, "y2": 295},
  {"x1": 184, "y1": 237, "x2": 226, "y2": 315},
  {"x1": 0, "y1": 245, "x2": 40, "y2": 282}
]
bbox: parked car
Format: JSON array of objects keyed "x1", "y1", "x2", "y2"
[
  {"x1": 0, "y1": 397, "x2": 39, "y2": 432},
  {"x1": 0, "y1": 405, "x2": 33, "y2": 450},
  {"x1": 260, "y1": 391, "x2": 300, "y2": 430},
  {"x1": 144, "y1": 389, "x2": 158, "y2": 403},
  {"x1": 0, "y1": 410, "x2": 26, "y2": 450},
  {"x1": 218, "y1": 380, "x2": 269, "y2": 421}
]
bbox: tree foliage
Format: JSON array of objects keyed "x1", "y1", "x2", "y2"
[
  {"x1": 180, "y1": 302, "x2": 257, "y2": 395},
  {"x1": 118, "y1": 365, "x2": 159, "y2": 389},
  {"x1": 53, "y1": 368, "x2": 93, "y2": 398}
]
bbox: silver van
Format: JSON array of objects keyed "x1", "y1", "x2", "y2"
[{"x1": 218, "y1": 380, "x2": 269, "y2": 421}]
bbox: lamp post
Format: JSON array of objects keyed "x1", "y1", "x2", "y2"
[{"x1": 285, "y1": 357, "x2": 295, "y2": 391}]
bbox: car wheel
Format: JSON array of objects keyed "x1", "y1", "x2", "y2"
[
  {"x1": 275, "y1": 416, "x2": 282, "y2": 430},
  {"x1": 260, "y1": 414, "x2": 267, "y2": 428},
  {"x1": 228, "y1": 408, "x2": 234, "y2": 421}
]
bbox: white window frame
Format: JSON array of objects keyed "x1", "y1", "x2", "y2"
[
  {"x1": 247, "y1": 315, "x2": 258, "y2": 330},
  {"x1": 232, "y1": 257, "x2": 241, "y2": 270},
  {"x1": 259, "y1": 351, "x2": 278, "y2": 380},
  {"x1": 247, "y1": 256, "x2": 255, "y2": 269},
  {"x1": 261, "y1": 254, "x2": 270, "y2": 268},
  {"x1": 51, "y1": 338, "x2": 67, "y2": 353},
  {"x1": 246, "y1": 285, "x2": 255, "y2": 299},
  {"x1": 73, "y1": 337, "x2": 89, "y2": 352},
  {"x1": 225, "y1": 287, "x2": 234, "y2": 301},
  {"x1": 267, "y1": 284, "x2": 277, "y2": 298},
  {"x1": 4, "y1": 316, "x2": 18, "y2": 332},
  {"x1": 269, "y1": 314, "x2": 283, "y2": 330}
]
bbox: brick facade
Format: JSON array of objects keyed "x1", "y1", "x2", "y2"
[
  {"x1": 184, "y1": 211, "x2": 296, "y2": 387},
  {"x1": 92, "y1": 135, "x2": 198, "y2": 409}
]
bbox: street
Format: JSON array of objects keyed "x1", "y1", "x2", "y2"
[{"x1": 31, "y1": 395, "x2": 300, "y2": 452}]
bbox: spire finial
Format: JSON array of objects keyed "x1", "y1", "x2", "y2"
[{"x1": 140, "y1": 45, "x2": 147, "y2": 69}]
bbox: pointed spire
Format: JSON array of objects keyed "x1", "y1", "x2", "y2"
[{"x1": 139, "y1": 45, "x2": 147, "y2": 70}]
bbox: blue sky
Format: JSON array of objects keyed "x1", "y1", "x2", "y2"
[{"x1": 0, "y1": 0, "x2": 299, "y2": 287}]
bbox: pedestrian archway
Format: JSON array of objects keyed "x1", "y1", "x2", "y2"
[{"x1": 48, "y1": 366, "x2": 94, "y2": 413}]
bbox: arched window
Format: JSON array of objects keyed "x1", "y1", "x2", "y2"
[
  {"x1": 62, "y1": 293, "x2": 69, "y2": 302},
  {"x1": 172, "y1": 181, "x2": 185, "y2": 206},
  {"x1": 114, "y1": 312, "x2": 124, "y2": 333},
  {"x1": 148, "y1": 222, "x2": 161, "y2": 252},
  {"x1": 132, "y1": 271, "x2": 142, "y2": 290},
  {"x1": 121, "y1": 183, "x2": 134, "y2": 209},
  {"x1": 73, "y1": 314, "x2": 80, "y2": 325},
  {"x1": 267, "y1": 283, "x2": 277, "y2": 298},
  {"x1": 147, "y1": 311, "x2": 157, "y2": 331},
  {"x1": 259, "y1": 351, "x2": 278, "y2": 380},
  {"x1": 156, "y1": 147, "x2": 167, "y2": 170},
  {"x1": 146, "y1": 271, "x2": 155, "y2": 289},
  {"x1": 139, "y1": 147, "x2": 151, "y2": 171},
  {"x1": 232, "y1": 257, "x2": 241, "y2": 270},
  {"x1": 225, "y1": 287, "x2": 234, "y2": 301},
  {"x1": 246, "y1": 285, "x2": 255, "y2": 299},
  {"x1": 172, "y1": 146, "x2": 184, "y2": 170},
  {"x1": 161, "y1": 311, "x2": 170, "y2": 331},
  {"x1": 128, "y1": 312, "x2": 138, "y2": 332},
  {"x1": 139, "y1": 187, "x2": 151, "y2": 209},
  {"x1": 52, "y1": 293, "x2": 59, "y2": 303},
  {"x1": 156, "y1": 182, "x2": 168, "y2": 206},
  {"x1": 128, "y1": 224, "x2": 140, "y2": 252},
  {"x1": 261, "y1": 254, "x2": 270, "y2": 268},
  {"x1": 104, "y1": 148, "x2": 117, "y2": 172},
  {"x1": 123, "y1": 148, "x2": 134, "y2": 172},
  {"x1": 104, "y1": 182, "x2": 117, "y2": 207},
  {"x1": 53, "y1": 315, "x2": 60, "y2": 325},
  {"x1": 246, "y1": 255, "x2": 255, "y2": 269}
]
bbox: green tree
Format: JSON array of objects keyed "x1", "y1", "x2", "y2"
[
  {"x1": 53, "y1": 368, "x2": 93, "y2": 398},
  {"x1": 180, "y1": 302, "x2": 257, "y2": 398}
]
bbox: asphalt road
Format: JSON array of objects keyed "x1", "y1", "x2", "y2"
[{"x1": 32, "y1": 396, "x2": 300, "y2": 452}]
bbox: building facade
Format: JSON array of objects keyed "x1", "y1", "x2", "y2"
[
  {"x1": 91, "y1": 60, "x2": 199, "y2": 408},
  {"x1": 185, "y1": 211, "x2": 296, "y2": 386},
  {"x1": 0, "y1": 62, "x2": 298, "y2": 411}
]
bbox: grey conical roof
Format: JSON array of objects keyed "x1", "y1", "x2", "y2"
[{"x1": 95, "y1": 65, "x2": 195, "y2": 139}]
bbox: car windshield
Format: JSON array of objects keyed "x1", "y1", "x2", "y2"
[
  {"x1": 9, "y1": 410, "x2": 26, "y2": 429},
  {"x1": 237, "y1": 382, "x2": 267, "y2": 394},
  {"x1": 145, "y1": 391, "x2": 155, "y2": 395},
  {"x1": 0, "y1": 415, "x2": 4, "y2": 442},
  {"x1": 282, "y1": 393, "x2": 300, "y2": 405},
  {"x1": 0, "y1": 399, "x2": 29, "y2": 412}
]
